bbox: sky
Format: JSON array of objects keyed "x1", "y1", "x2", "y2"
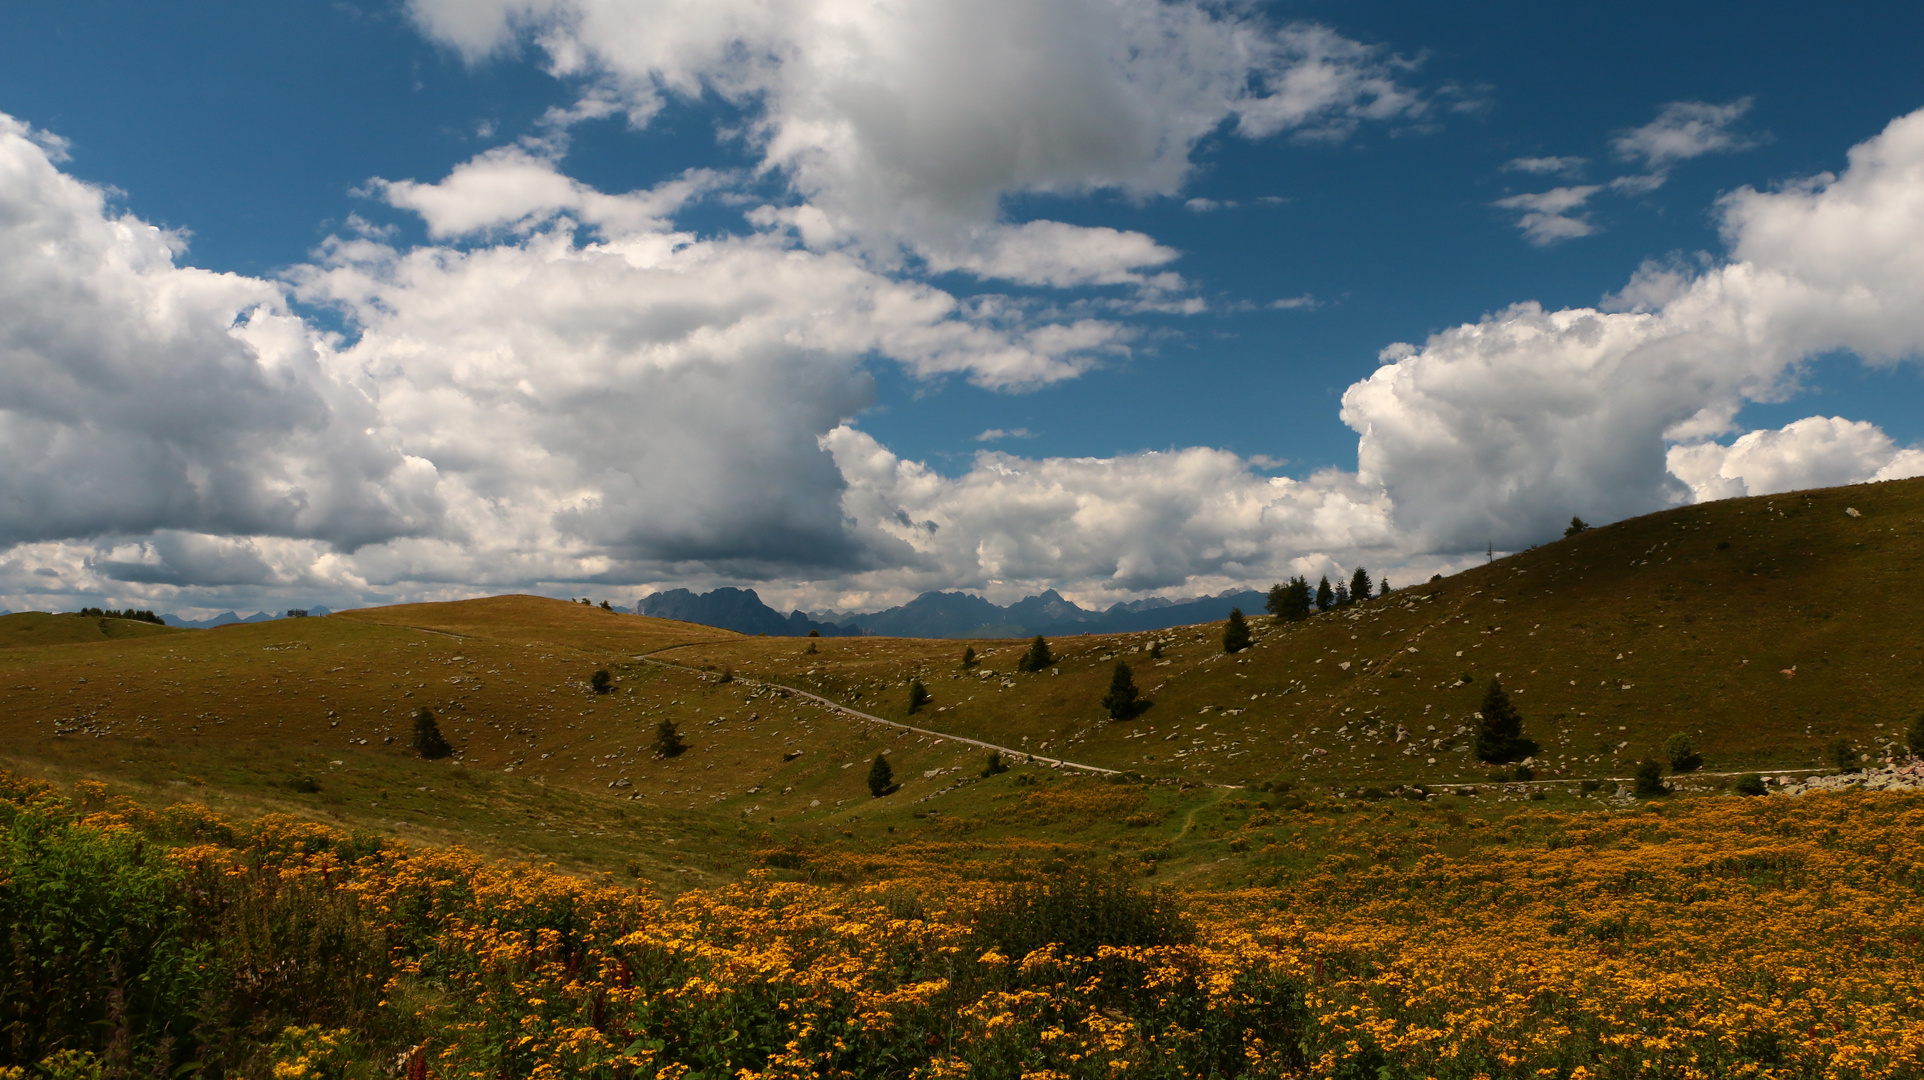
[{"x1": 0, "y1": 0, "x2": 1920, "y2": 618}]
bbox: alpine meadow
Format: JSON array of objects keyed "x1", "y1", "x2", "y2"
[{"x1": 7, "y1": 2, "x2": 1924, "y2": 1077}]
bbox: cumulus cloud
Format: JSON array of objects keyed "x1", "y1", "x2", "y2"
[
  {"x1": 404, "y1": 0, "x2": 1428, "y2": 271},
  {"x1": 1347, "y1": 107, "x2": 1924, "y2": 551},
  {"x1": 0, "y1": 115, "x2": 441, "y2": 552},
  {"x1": 1492, "y1": 184, "x2": 1603, "y2": 244},
  {"x1": 974, "y1": 428, "x2": 1035, "y2": 442},
  {"x1": 1613, "y1": 98, "x2": 1763, "y2": 170},
  {"x1": 368, "y1": 144, "x2": 725, "y2": 238},
  {"x1": 822, "y1": 426, "x2": 1397, "y2": 603},
  {"x1": 1667, "y1": 416, "x2": 1924, "y2": 502}
]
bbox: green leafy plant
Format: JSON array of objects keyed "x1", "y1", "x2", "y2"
[{"x1": 1664, "y1": 732, "x2": 1703, "y2": 773}]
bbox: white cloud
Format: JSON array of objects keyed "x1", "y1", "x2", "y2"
[
  {"x1": 974, "y1": 427, "x2": 1035, "y2": 442},
  {"x1": 1270, "y1": 294, "x2": 1319, "y2": 310},
  {"x1": 0, "y1": 115, "x2": 441, "y2": 552},
  {"x1": 1492, "y1": 184, "x2": 1602, "y2": 244},
  {"x1": 917, "y1": 220, "x2": 1180, "y2": 288},
  {"x1": 1503, "y1": 155, "x2": 1586, "y2": 177},
  {"x1": 822, "y1": 426, "x2": 1397, "y2": 602},
  {"x1": 1612, "y1": 98, "x2": 1762, "y2": 170},
  {"x1": 1347, "y1": 107, "x2": 1924, "y2": 551},
  {"x1": 404, "y1": 0, "x2": 1427, "y2": 262},
  {"x1": 1666, "y1": 416, "x2": 1920, "y2": 502},
  {"x1": 369, "y1": 143, "x2": 725, "y2": 238}
]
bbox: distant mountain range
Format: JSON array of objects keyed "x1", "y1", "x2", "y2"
[
  {"x1": 160, "y1": 606, "x2": 333, "y2": 629},
  {"x1": 634, "y1": 587, "x2": 1267, "y2": 639}
]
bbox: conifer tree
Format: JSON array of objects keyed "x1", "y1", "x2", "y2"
[
  {"x1": 1101, "y1": 661, "x2": 1141, "y2": 720},
  {"x1": 1148, "y1": 640, "x2": 1162, "y2": 659},
  {"x1": 654, "y1": 719, "x2": 687, "y2": 758},
  {"x1": 1018, "y1": 635, "x2": 1054, "y2": 672},
  {"x1": 960, "y1": 645, "x2": 978, "y2": 669},
  {"x1": 1350, "y1": 567, "x2": 1372, "y2": 604},
  {"x1": 1634, "y1": 759, "x2": 1666, "y2": 797},
  {"x1": 1378, "y1": 579, "x2": 1392, "y2": 598},
  {"x1": 867, "y1": 754, "x2": 897, "y2": 797},
  {"x1": 1315, "y1": 576, "x2": 1334, "y2": 612},
  {"x1": 981, "y1": 749, "x2": 1009, "y2": 777},
  {"x1": 591, "y1": 669, "x2": 612, "y2": 694},
  {"x1": 1564, "y1": 516, "x2": 1590, "y2": 537},
  {"x1": 1908, "y1": 712, "x2": 1924, "y2": 759},
  {"x1": 1267, "y1": 576, "x2": 1312, "y2": 621},
  {"x1": 1333, "y1": 582, "x2": 1350, "y2": 608},
  {"x1": 908, "y1": 678, "x2": 929, "y2": 714},
  {"x1": 1473, "y1": 679, "x2": 1532, "y2": 763},
  {"x1": 1222, "y1": 608, "x2": 1252, "y2": 654},
  {"x1": 412, "y1": 707, "x2": 452, "y2": 760},
  {"x1": 1827, "y1": 736, "x2": 1858, "y2": 773}
]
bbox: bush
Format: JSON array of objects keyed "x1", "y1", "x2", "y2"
[
  {"x1": 1664, "y1": 732, "x2": 1703, "y2": 773},
  {"x1": 1633, "y1": 759, "x2": 1666, "y2": 797},
  {"x1": 1827, "y1": 736, "x2": 1858, "y2": 773},
  {"x1": 1908, "y1": 712, "x2": 1924, "y2": 758},
  {"x1": 1148, "y1": 640, "x2": 1162, "y2": 659},
  {"x1": 960, "y1": 645, "x2": 977, "y2": 669},
  {"x1": 981, "y1": 750, "x2": 1008, "y2": 778},
  {"x1": 716, "y1": 665, "x2": 733, "y2": 685},
  {"x1": 907, "y1": 679, "x2": 929, "y2": 714},
  {"x1": 1017, "y1": 635, "x2": 1054, "y2": 673},
  {"x1": 972, "y1": 867, "x2": 1194, "y2": 960},
  {"x1": 1733, "y1": 773, "x2": 1768, "y2": 796},
  {"x1": 590, "y1": 669, "x2": 613, "y2": 694},
  {"x1": 1579, "y1": 779, "x2": 1601, "y2": 793},
  {"x1": 654, "y1": 720, "x2": 687, "y2": 758},
  {"x1": 411, "y1": 708, "x2": 452, "y2": 760},
  {"x1": 867, "y1": 754, "x2": 898, "y2": 797}
]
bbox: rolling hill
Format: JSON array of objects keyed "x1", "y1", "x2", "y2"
[{"x1": 2, "y1": 475, "x2": 1921, "y2": 890}]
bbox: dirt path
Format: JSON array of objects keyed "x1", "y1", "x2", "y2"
[{"x1": 633, "y1": 655, "x2": 1122, "y2": 777}]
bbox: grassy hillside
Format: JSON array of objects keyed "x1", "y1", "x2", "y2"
[
  {"x1": 2, "y1": 478, "x2": 1921, "y2": 893},
  {"x1": 663, "y1": 475, "x2": 1924, "y2": 789}
]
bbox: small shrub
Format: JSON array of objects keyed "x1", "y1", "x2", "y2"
[
  {"x1": 972, "y1": 867, "x2": 1194, "y2": 960},
  {"x1": 1908, "y1": 712, "x2": 1924, "y2": 758},
  {"x1": 1579, "y1": 779, "x2": 1601, "y2": 793},
  {"x1": 1633, "y1": 759, "x2": 1666, "y2": 797},
  {"x1": 1827, "y1": 736, "x2": 1858, "y2": 773},
  {"x1": 981, "y1": 750, "x2": 1008, "y2": 777},
  {"x1": 1664, "y1": 732, "x2": 1703, "y2": 773},
  {"x1": 960, "y1": 646, "x2": 977, "y2": 669},
  {"x1": 412, "y1": 708, "x2": 452, "y2": 760},
  {"x1": 1148, "y1": 640, "x2": 1162, "y2": 659},
  {"x1": 807, "y1": 629, "x2": 820, "y2": 638},
  {"x1": 907, "y1": 679, "x2": 929, "y2": 714},
  {"x1": 591, "y1": 669, "x2": 613, "y2": 694},
  {"x1": 1512, "y1": 764, "x2": 1534, "y2": 782},
  {"x1": 1733, "y1": 773, "x2": 1769, "y2": 797},
  {"x1": 716, "y1": 665, "x2": 733, "y2": 685}
]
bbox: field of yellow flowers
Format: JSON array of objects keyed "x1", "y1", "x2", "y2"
[{"x1": 4, "y1": 768, "x2": 1921, "y2": 1080}]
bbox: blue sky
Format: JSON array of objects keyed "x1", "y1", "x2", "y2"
[{"x1": 0, "y1": 0, "x2": 1920, "y2": 615}]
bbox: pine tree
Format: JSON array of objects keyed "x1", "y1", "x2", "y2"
[
  {"x1": 1267, "y1": 576, "x2": 1311, "y2": 621},
  {"x1": 1908, "y1": 712, "x2": 1924, "y2": 758},
  {"x1": 591, "y1": 669, "x2": 612, "y2": 694},
  {"x1": 1350, "y1": 567, "x2": 1372, "y2": 604},
  {"x1": 412, "y1": 707, "x2": 452, "y2": 760},
  {"x1": 960, "y1": 645, "x2": 978, "y2": 669},
  {"x1": 1377, "y1": 579, "x2": 1391, "y2": 598},
  {"x1": 1018, "y1": 635, "x2": 1054, "y2": 673},
  {"x1": 1101, "y1": 661, "x2": 1141, "y2": 720},
  {"x1": 867, "y1": 754, "x2": 897, "y2": 797},
  {"x1": 1827, "y1": 736, "x2": 1858, "y2": 773},
  {"x1": 1148, "y1": 640, "x2": 1162, "y2": 659},
  {"x1": 654, "y1": 719, "x2": 687, "y2": 758},
  {"x1": 1634, "y1": 759, "x2": 1666, "y2": 797},
  {"x1": 981, "y1": 750, "x2": 1009, "y2": 777},
  {"x1": 1564, "y1": 516, "x2": 1590, "y2": 538},
  {"x1": 908, "y1": 678, "x2": 929, "y2": 714},
  {"x1": 1333, "y1": 582, "x2": 1351, "y2": 608},
  {"x1": 1222, "y1": 608, "x2": 1252, "y2": 654},
  {"x1": 1315, "y1": 577, "x2": 1334, "y2": 612},
  {"x1": 1473, "y1": 679, "x2": 1530, "y2": 763}
]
